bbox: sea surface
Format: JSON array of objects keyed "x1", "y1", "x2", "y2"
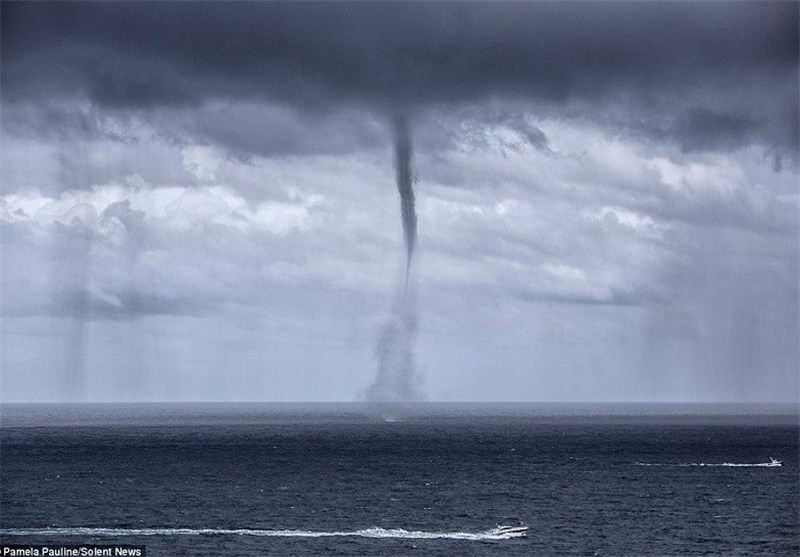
[{"x1": 1, "y1": 403, "x2": 798, "y2": 556}]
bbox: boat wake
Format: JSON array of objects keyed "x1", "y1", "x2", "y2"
[
  {"x1": 634, "y1": 457, "x2": 783, "y2": 468},
  {"x1": 0, "y1": 526, "x2": 527, "y2": 541}
]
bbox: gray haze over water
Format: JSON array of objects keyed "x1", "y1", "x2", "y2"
[
  {"x1": 2, "y1": 402, "x2": 797, "y2": 428},
  {"x1": 0, "y1": 2, "x2": 797, "y2": 403}
]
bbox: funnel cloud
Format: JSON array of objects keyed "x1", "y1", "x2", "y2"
[
  {"x1": 393, "y1": 116, "x2": 417, "y2": 292},
  {"x1": 366, "y1": 118, "x2": 423, "y2": 403}
]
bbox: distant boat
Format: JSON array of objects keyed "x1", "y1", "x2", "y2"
[
  {"x1": 490, "y1": 524, "x2": 528, "y2": 537},
  {"x1": 767, "y1": 457, "x2": 782, "y2": 467}
]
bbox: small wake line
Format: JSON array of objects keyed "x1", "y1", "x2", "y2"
[
  {"x1": 0, "y1": 527, "x2": 524, "y2": 541},
  {"x1": 634, "y1": 460, "x2": 782, "y2": 468}
]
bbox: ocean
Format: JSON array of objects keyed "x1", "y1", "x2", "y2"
[{"x1": 1, "y1": 403, "x2": 797, "y2": 556}]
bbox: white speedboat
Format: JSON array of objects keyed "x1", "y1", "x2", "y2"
[
  {"x1": 767, "y1": 457, "x2": 782, "y2": 467},
  {"x1": 490, "y1": 524, "x2": 529, "y2": 537}
]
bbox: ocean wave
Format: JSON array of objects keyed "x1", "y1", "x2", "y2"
[{"x1": 0, "y1": 526, "x2": 526, "y2": 541}]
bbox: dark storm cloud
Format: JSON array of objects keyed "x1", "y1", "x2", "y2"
[
  {"x1": 2, "y1": 1, "x2": 797, "y2": 157},
  {"x1": 673, "y1": 109, "x2": 761, "y2": 153}
]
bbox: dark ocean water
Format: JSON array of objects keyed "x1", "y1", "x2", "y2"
[{"x1": 1, "y1": 403, "x2": 798, "y2": 556}]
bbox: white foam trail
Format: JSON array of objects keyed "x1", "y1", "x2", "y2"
[
  {"x1": 634, "y1": 460, "x2": 782, "y2": 467},
  {"x1": 0, "y1": 527, "x2": 526, "y2": 541}
]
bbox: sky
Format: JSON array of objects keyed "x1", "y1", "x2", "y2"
[{"x1": 1, "y1": 1, "x2": 798, "y2": 403}]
